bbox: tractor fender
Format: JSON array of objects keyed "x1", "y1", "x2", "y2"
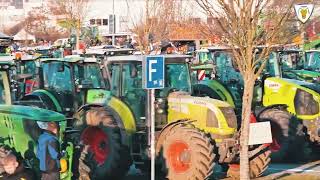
[
  {"x1": 19, "y1": 90, "x2": 62, "y2": 112},
  {"x1": 106, "y1": 97, "x2": 137, "y2": 146},
  {"x1": 256, "y1": 104, "x2": 289, "y2": 120},
  {"x1": 194, "y1": 80, "x2": 236, "y2": 108},
  {"x1": 157, "y1": 119, "x2": 193, "y2": 137}
]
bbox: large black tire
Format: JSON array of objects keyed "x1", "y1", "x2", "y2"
[
  {"x1": 227, "y1": 150, "x2": 271, "y2": 179},
  {"x1": 156, "y1": 122, "x2": 216, "y2": 180},
  {"x1": 258, "y1": 109, "x2": 310, "y2": 162},
  {"x1": 73, "y1": 107, "x2": 131, "y2": 180}
]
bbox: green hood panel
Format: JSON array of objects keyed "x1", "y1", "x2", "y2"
[
  {"x1": 87, "y1": 89, "x2": 112, "y2": 104},
  {"x1": 0, "y1": 105, "x2": 66, "y2": 121}
]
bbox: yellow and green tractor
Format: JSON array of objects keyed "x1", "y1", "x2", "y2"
[
  {"x1": 192, "y1": 46, "x2": 320, "y2": 162},
  {"x1": 102, "y1": 54, "x2": 271, "y2": 179}
]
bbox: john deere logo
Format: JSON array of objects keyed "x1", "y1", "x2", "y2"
[{"x1": 294, "y1": 4, "x2": 314, "y2": 23}]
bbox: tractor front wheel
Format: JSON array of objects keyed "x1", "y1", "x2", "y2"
[
  {"x1": 258, "y1": 109, "x2": 310, "y2": 162},
  {"x1": 157, "y1": 122, "x2": 216, "y2": 180},
  {"x1": 74, "y1": 107, "x2": 131, "y2": 180}
]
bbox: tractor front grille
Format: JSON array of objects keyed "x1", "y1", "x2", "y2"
[{"x1": 220, "y1": 107, "x2": 237, "y2": 129}]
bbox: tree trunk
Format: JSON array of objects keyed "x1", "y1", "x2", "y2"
[{"x1": 240, "y1": 75, "x2": 255, "y2": 180}]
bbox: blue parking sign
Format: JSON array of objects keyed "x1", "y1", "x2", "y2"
[{"x1": 143, "y1": 56, "x2": 165, "y2": 89}]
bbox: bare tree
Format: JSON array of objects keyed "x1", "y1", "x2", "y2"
[
  {"x1": 49, "y1": 0, "x2": 90, "y2": 50},
  {"x1": 196, "y1": 0, "x2": 297, "y2": 179},
  {"x1": 127, "y1": 0, "x2": 198, "y2": 53}
]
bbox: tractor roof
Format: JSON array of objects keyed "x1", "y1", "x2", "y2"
[
  {"x1": 106, "y1": 54, "x2": 193, "y2": 64},
  {"x1": 305, "y1": 50, "x2": 320, "y2": 53},
  {"x1": 0, "y1": 55, "x2": 15, "y2": 66},
  {"x1": 85, "y1": 47, "x2": 134, "y2": 55},
  {"x1": 40, "y1": 55, "x2": 98, "y2": 63}
]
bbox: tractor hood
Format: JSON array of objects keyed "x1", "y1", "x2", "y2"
[
  {"x1": 0, "y1": 105, "x2": 66, "y2": 121},
  {"x1": 168, "y1": 91, "x2": 231, "y2": 108},
  {"x1": 283, "y1": 78, "x2": 320, "y2": 94}
]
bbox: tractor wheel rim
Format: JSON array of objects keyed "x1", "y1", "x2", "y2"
[
  {"x1": 81, "y1": 126, "x2": 110, "y2": 165},
  {"x1": 167, "y1": 141, "x2": 191, "y2": 173}
]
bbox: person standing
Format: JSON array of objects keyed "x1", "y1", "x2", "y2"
[{"x1": 36, "y1": 121, "x2": 60, "y2": 180}]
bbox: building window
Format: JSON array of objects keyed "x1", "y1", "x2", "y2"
[
  {"x1": 96, "y1": 19, "x2": 102, "y2": 26},
  {"x1": 103, "y1": 19, "x2": 108, "y2": 26},
  {"x1": 90, "y1": 19, "x2": 95, "y2": 25}
]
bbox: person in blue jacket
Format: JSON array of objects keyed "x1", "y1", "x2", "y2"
[{"x1": 36, "y1": 121, "x2": 60, "y2": 180}]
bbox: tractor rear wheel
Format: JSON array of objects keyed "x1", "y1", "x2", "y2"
[
  {"x1": 157, "y1": 122, "x2": 216, "y2": 180},
  {"x1": 258, "y1": 109, "x2": 310, "y2": 162},
  {"x1": 227, "y1": 149, "x2": 271, "y2": 179},
  {"x1": 74, "y1": 107, "x2": 131, "y2": 180}
]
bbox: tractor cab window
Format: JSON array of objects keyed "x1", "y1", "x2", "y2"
[
  {"x1": 305, "y1": 51, "x2": 320, "y2": 71},
  {"x1": 74, "y1": 63, "x2": 106, "y2": 89},
  {"x1": 0, "y1": 72, "x2": 5, "y2": 104},
  {"x1": 0, "y1": 71, "x2": 10, "y2": 104},
  {"x1": 279, "y1": 52, "x2": 302, "y2": 71},
  {"x1": 198, "y1": 52, "x2": 213, "y2": 64},
  {"x1": 165, "y1": 63, "x2": 191, "y2": 93},
  {"x1": 266, "y1": 52, "x2": 280, "y2": 77},
  {"x1": 110, "y1": 64, "x2": 120, "y2": 96},
  {"x1": 42, "y1": 62, "x2": 72, "y2": 92},
  {"x1": 22, "y1": 61, "x2": 37, "y2": 76},
  {"x1": 121, "y1": 63, "x2": 145, "y2": 120}
]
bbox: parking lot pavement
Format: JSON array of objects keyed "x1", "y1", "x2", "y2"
[
  {"x1": 125, "y1": 161, "x2": 320, "y2": 180},
  {"x1": 257, "y1": 160, "x2": 320, "y2": 180}
]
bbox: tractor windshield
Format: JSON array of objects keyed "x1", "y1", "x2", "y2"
[
  {"x1": 75, "y1": 63, "x2": 106, "y2": 89},
  {"x1": 42, "y1": 62, "x2": 73, "y2": 92},
  {"x1": 198, "y1": 51, "x2": 213, "y2": 64},
  {"x1": 279, "y1": 51, "x2": 304, "y2": 71},
  {"x1": 305, "y1": 51, "x2": 320, "y2": 71},
  {"x1": 166, "y1": 63, "x2": 191, "y2": 93},
  {"x1": 22, "y1": 61, "x2": 37, "y2": 76}
]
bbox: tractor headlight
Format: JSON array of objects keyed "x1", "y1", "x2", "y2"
[{"x1": 294, "y1": 89, "x2": 319, "y2": 115}]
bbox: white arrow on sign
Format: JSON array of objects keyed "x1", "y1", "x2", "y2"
[{"x1": 149, "y1": 60, "x2": 157, "y2": 81}]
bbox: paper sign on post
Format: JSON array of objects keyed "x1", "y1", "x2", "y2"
[{"x1": 248, "y1": 121, "x2": 272, "y2": 145}]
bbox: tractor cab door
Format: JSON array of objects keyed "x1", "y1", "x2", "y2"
[
  {"x1": 42, "y1": 62, "x2": 75, "y2": 113},
  {"x1": 110, "y1": 62, "x2": 146, "y2": 127},
  {"x1": 121, "y1": 63, "x2": 146, "y2": 127}
]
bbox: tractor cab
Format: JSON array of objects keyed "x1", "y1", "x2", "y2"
[
  {"x1": 14, "y1": 55, "x2": 41, "y2": 94},
  {"x1": 33, "y1": 56, "x2": 107, "y2": 115},
  {"x1": 104, "y1": 55, "x2": 193, "y2": 127}
]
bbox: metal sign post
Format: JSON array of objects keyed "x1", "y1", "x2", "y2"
[{"x1": 143, "y1": 55, "x2": 164, "y2": 180}]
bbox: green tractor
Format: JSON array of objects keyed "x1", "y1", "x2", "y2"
[
  {"x1": 19, "y1": 55, "x2": 133, "y2": 179},
  {"x1": 0, "y1": 57, "x2": 85, "y2": 180},
  {"x1": 192, "y1": 47, "x2": 320, "y2": 162},
  {"x1": 269, "y1": 49, "x2": 320, "y2": 82},
  {"x1": 102, "y1": 54, "x2": 271, "y2": 179}
]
